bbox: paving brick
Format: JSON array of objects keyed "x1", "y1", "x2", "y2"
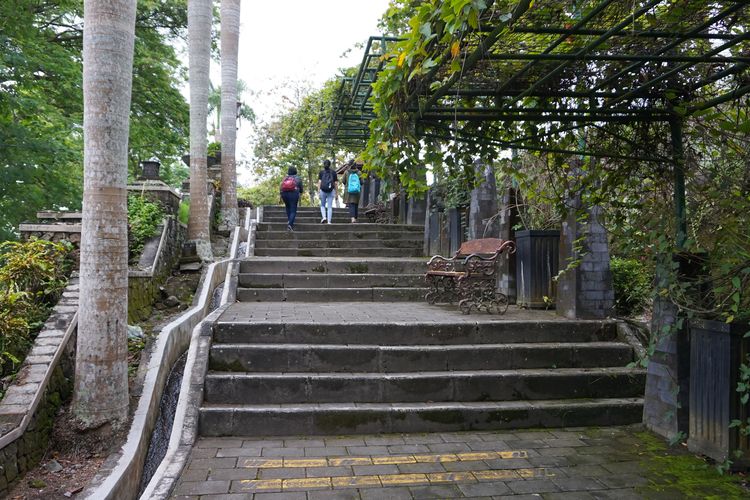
[
  {"x1": 209, "y1": 468, "x2": 259, "y2": 481},
  {"x1": 360, "y1": 487, "x2": 413, "y2": 500},
  {"x1": 388, "y1": 444, "x2": 431, "y2": 454},
  {"x1": 197, "y1": 439, "x2": 245, "y2": 448},
  {"x1": 305, "y1": 446, "x2": 348, "y2": 457},
  {"x1": 259, "y1": 468, "x2": 307, "y2": 479},
  {"x1": 307, "y1": 490, "x2": 362, "y2": 500},
  {"x1": 216, "y1": 447, "x2": 262, "y2": 457},
  {"x1": 442, "y1": 460, "x2": 486, "y2": 472},
  {"x1": 176, "y1": 480, "x2": 231, "y2": 495},
  {"x1": 200, "y1": 495, "x2": 253, "y2": 500},
  {"x1": 552, "y1": 477, "x2": 606, "y2": 492},
  {"x1": 191, "y1": 447, "x2": 219, "y2": 458},
  {"x1": 306, "y1": 466, "x2": 353, "y2": 478},
  {"x1": 402, "y1": 434, "x2": 444, "y2": 445},
  {"x1": 600, "y1": 461, "x2": 644, "y2": 475},
  {"x1": 543, "y1": 492, "x2": 597, "y2": 500},
  {"x1": 507, "y1": 479, "x2": 560, "y2": 494},
  {"x1": 483, "y1": 458, "x2": 533, "y2": 470},
  {"x1": 457, "y1": 480, "x2": 511, "y2": 497},
  {"x1": 467, "y1": 440, "x2": 510, "y2": 451},
  {"x1": 364, "y1": 436, "x2": 407, "y2": 445},
  {"x1": 242, "y1": 439, "x2": 286, "y2": 448},
  {"x1": 409, "y1": 484, "x2": 463, "y2": 499},
  {"x1": 397, "y1": 462, "x2": 446, "y2": 474},
  {"x1": 189, "y1": 457, "x2": 238, "y2": 470},
  {"x1": 262, "y1": 447, "x2": 305, "y2": 457},
  {"x1": 347, "y1": 446, "x2": 390, "y2": 455},
  {"x1": 254, "y1": 492, "x2": 307, "y2": 500},
  {"x1": 180, "y1": 468, "x2": 209, "y2": 481},
  {"x1": 285, "y1": 438, "x2": 326, "y2": 447},
  {"x1": 597, "y1": 474, "x2": 650, "y2": 489},
  {"x1": 326, "y1": 437, "x2": 367, "y2": 447},
  {"x1": 353, "y1": 464, "x2": 401, "y2": 476},
  {"x1": 426, "y1": 442, "x2": 472, "y2": 453}
]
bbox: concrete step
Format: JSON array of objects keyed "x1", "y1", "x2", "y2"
[
  {"x1": 239, "y1": 273, "x2": 425, "y2": 288},
  {"x1": 256, "y1": 230, "x2": 424, "y2": 241},
  {"x1": 239, "y1": 258, "x2": 427, "y2": 275},
  {"x1": 209, "y1": 342, "x2": 635, "y2": 373},
  {"x1": 213, "y1": 320, "x2": 617, "y2": 345},
  {"x1": 254, "y1": 239, "x2": 422, "y2": 249},
  {"x1": 204, "y1": 367, "x2": 646, "y2": 405},
  {"x1": 237, "y1": 287, "x2": 427, "y2": 302},
  {"x1": 263, "y1": 207, "x2": 350, "y2": 215},
  {"x1": 264, "y1": 216, "x2": 355, "y2": 224},
  {"x1": 258, "y1": 223, "x2": 422, "y2": 233},
  {"x1": 253, "y1": 247, "x2": 424, "y2": 258},
  {"x1": 199, "y1": 398, "x2": 644, "y2": 436}
]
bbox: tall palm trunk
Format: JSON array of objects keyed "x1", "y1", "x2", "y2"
[
  {"x1": 73, "y1": 0, "x2": 137, "y2": 428},
  {"x1": 188, "y1": 0, "x2": 213, "y2": 260},
  {"x1": 220, "y1": 0, "x2": 241, "y2": 227}
]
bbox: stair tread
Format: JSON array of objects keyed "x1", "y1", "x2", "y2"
[
  {"x1": 201, "y1": 397, "x2": 644, "y2": 411},
  {"x1": 205, "y1": 367, "x2": 645, "y2": 378},
  {"x1": 212, "y1": 341, "x2": 633, "y2": 349}
]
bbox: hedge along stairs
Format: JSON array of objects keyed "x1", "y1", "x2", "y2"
[{"x1": 199, "y1": 205, "x2": 645, "y2": 436}]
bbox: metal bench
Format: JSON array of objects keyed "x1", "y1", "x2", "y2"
[{"x1": 425, "y1": 238, "x2": 516, "y2": 314}]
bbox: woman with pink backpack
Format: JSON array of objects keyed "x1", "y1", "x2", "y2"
[{"x1": 279, "y1": 166, "x2": 304, "y2": 231}]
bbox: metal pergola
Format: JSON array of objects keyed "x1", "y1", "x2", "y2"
[{"x1": 327, "y1": 1, "x2": 750, "y2": 246}]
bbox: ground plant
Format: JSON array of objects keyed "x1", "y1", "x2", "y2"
[
  {"x1": 0, "y1": 239, "x2": 71, "y2": 376},
  {"x1": 127, "y1": 195, "x2": 166, "y2": 260}
]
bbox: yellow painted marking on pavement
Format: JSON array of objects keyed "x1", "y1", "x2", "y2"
[
  {"x1": 328, "y1": 456, "x2": 372, "y2": 466},
  {"x1": 283, "y1": 458, "x2": 328, "y2": 468},
  {"x1": 380, "y1": 473, "x2": 429, "y2": 486},
  {"x1": 372, "y1": 455, "x2": 416, "y2": 465},
  {"x1": 245, "y1": 450, "x2": 528, "y2": 468},
  {"x1": 238, "y1": 468, "x2": 554, "y2": 491},
  {"x1": 237, "y1": 478, "x2": 283, "y2": 491},
  {"x1": 331, "y1": 475, "x2": 382, "y2": 488},
  {"x1": 427, "y1": 472, "x2": 477, "y2": 483},
  {"x1": 472, "y1": 469, "x2": 519, "y2": 481},
  {"x1": 414, "y1": 453, "x2": 457, "y2": 463},
  {"x1": 241, "y1": 458, "x2": 283, "y2": 468}
]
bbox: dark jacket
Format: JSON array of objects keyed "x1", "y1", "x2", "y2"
[{"x1": 342, "y1": 169, "x2": 361, "y2": 205}]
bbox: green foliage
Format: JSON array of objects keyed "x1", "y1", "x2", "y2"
[
  {"x1": 0, "y1": 239, "x2": 71, "y2": 372},
  {"x1": 238, "y1": 181, "x2": 283, "y2": 209},
  {"x1": 0, "y1": 0, "x2": 190, "y2": 241},
  {"x1": 127, "y1": 196, "x2": 165, "y2": 258},
  {"x1": 178, "y1": 200, "x2": 190, "y2": 225},
  {"x1": 610, "y1": 258, "x2": 652, "y2": 317}
]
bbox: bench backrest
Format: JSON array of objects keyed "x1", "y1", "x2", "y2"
[{"x1": 455, "y1": 238, "x2": 513, "y2": 258}]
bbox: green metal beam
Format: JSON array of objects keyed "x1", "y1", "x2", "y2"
[{"x1": 485, "y1": 53, "x2": 750, "y2": 64}]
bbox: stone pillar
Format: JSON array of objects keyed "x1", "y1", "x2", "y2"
[
  {"x1": 468, "y1": 159, "x2": 499, "y2": 240},
  {"x1": 370, "y1": 178, "x2": 381, "y2": 205},
  {"x1": 498, "y1": 183, "x2": 519, "y2": 303},
  {"x1": 448, "y1": 208, "x2": 462, "y2": 255},
  {"x1": 398, "y1": 189, "x2": 408, "y2": 224},
  {"x1": 360, "y1": 177, "x2": 370, "y2": 207},
  {"x1": 407, "y1": 169, "x2": 428, "y2": 227},
  {"x1": 557, "y1": 194, "x2": 615, "y2": 319}
]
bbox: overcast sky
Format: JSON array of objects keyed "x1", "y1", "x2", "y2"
[{"x1": 221, "y1": 0, "x2": 392, "y2": 185}]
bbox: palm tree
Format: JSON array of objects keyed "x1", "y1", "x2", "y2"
[
  {"x1": 73, "y1": 0, "x2": 137, "y2": 428},
  {"x1": 188, "y1": 0, "x2": 213, "y2": 260},
  {"x1": 220, "y1": 0, "x2": 241, "y2": 228}
]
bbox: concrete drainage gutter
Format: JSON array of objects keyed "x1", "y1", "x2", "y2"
[{"x1": 83, "y1": 211, "x2": 253, "y2": 500}]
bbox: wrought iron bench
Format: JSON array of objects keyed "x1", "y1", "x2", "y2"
[
  {"x1": 425, "y1": 238, "x2": 516, "y2": 314},
  {"x1": 363, "y1": 201, "x2": 395, "y2": 224}
]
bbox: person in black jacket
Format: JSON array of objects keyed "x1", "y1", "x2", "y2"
[{"x1": 279, "y1": 166, "x2": 304, "y2": 231}]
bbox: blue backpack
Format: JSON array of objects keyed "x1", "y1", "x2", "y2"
[{"x1": 347, "y1": 172, "x2": 361, "y2": 194}]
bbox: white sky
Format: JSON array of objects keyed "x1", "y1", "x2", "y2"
[{"x1": 223, "y1": 0, "x2": 392, "y2": 186}]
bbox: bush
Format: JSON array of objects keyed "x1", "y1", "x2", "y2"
[
  {"x1": 128, "y1": 195, "x2": 165, "y2": 258},
  {"x1": 178, "y1": 200, "x2": 190, "y2": 225},
  {"x1": 0, "y1": 239, "x2": 72, "y2": 372},
  {"x1": 611, "y1": 257, "x2": 652, "y2": 317}
]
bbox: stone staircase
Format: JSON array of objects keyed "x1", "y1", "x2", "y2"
[{"x1": 199, "y1": 205, "x2": 645, "y2": 436}]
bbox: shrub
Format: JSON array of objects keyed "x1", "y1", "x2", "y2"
[
  {"x1": 128, "y1": 195, "x2": 165, "y2": 258},
  {"x1": 611, "y1": 257, "x2": 652, "y2": 317},
  {"x1": 178, "y1": 200, "x2": 190, "y2": 225},
  {"x1": 0, "y1": 239, "x2": 72, "y2": 371}
]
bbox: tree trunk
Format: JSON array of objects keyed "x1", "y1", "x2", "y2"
[
  {"x1": 187, "y1": 0, "x2": 213, "y2": 260},
  {"x1": 73, "y1": 0, "x2": 137, "y2": 428},
  {"x1": 220, "y1": 0, "x2": 240, "y2": 228}
]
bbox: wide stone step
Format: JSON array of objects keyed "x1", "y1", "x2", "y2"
[
  {"x1": 239, "y1": 258, "x2": 427, "y2": 275},
  {"x1": 237, "y1": 287, "x2": 427, "y2": 302},
  {"x1": 209, "y1": 342, "x2": 635, "y2": 373},
  {"x1": 258, "y1": 223, "x2": 422, "y2": 232},
  {"x1": 199, "y1": 398, "x2": 644, "y2": 436},
  {"x1": 264, "y1": 216, "x2": 355, "y2": 224},
  {"x1": 239, "y1": 273, "x2": 425, "y2": 288},
  {"x1": 213, "y1": 320, "x2": 617, "y2": 345},
  {"x1": 263, "y1": 207, "x2": 350, "y2": 215},
  {"x1": 253, "y1": 247, "x2": 424, "y2": 257},
  {"x1": 254, "y1": 239, "x2": 422, "y2": 249},
  {"x1": 256, "y1": 230, "x2": 424, "y2": 241},
  {"x1": 204, "y1": 368, "x2": 646, "y2": 405}
]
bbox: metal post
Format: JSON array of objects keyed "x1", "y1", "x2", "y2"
[{"x1": 671, "y1": 117, "x2": 687, "y2": 249}]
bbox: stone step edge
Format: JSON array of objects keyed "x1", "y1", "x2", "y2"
[
  {"x1": 237, "y1": 287, "x2": 428, "y2": 292},
  {"x1": 211, "y1": 341, "x2": 632, "y2": 350},
  {"x1": 205, "y1": 367, "x2": 646, "y2": 379},
  {"x1": 201, "y1": 397, "x2": 644, "y2": 412}
]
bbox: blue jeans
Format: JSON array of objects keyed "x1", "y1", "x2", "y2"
[
  {"x1": 281, "y1": 191, "x2": 299, "y2": 227},
  {"x1": 320, "y1": 190, "x2": 335, "y2": 221}
]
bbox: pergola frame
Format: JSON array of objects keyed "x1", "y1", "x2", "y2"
[{"x1": 327, "y1": 1, "x2": 750, "y2": 246}]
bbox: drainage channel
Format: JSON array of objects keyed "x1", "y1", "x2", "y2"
[{"x1": 138, "y1": 282, "x2": 225, "y2": 496}]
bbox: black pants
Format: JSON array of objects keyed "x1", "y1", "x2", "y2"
[
  {"x1": 348, "y1": 202, "x2": 359, "y2": 220},
  {"x1": 281, "y1": 191, "x2": 300, "y2": 226}
]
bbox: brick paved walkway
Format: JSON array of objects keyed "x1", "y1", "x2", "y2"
[{"x1": 171, "y1": 425, "x2": 747, "y2": 499}]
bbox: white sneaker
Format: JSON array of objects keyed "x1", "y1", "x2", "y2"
[
  {"x1": 320, "y1": 218, "x2": 326, "y2": 224},
  {"x1": 327, "y1": 221, "x2": 332, "y2": 224}
]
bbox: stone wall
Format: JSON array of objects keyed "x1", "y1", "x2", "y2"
[
  {"x1": 128, "y1": 217, "x2": 186, "y2": 323},
  {"x1": 0, "y1": 278, "x2": 78, "y2": 496}
]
